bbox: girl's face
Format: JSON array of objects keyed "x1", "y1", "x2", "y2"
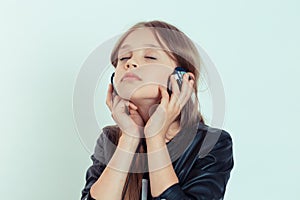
[{"x1": 114, "y1": 28, "x2": 177, "y2": 101}]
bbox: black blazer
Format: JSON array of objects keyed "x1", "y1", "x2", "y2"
[{"x1": 81, "y1": 121, "x2": 234, "y2": 200}]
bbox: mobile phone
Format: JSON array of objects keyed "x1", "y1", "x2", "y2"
[
  {"x1": 110, "y1": 72, "x2": 118, "y2": 95},
  {"x1": 167, "y1": 67, "x2": 187, "y2": 96}
]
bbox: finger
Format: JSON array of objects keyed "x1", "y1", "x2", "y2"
[
  {"x1": 178, "y1": 73, "x2": 195, "y2": 108},
  {"x1": 129, "y1": 108, "x2": 140, "y2": 117},
  {"x1": 187, "y1": 72, "x2": 195, "y2": 81},
  {"x1": 123, "y1": 99, "x2": 130, "y2": 115},
  {"x1": 182, "y1": 80, "x2": 195, "y2": 106},
  {"x1": 129, "y1": 108, "x2": 137, "y2": 114},
  {"x1": 170, "y1": 75, "x2": 180, "y2": 97},
  {"x1": 129, "y1": 102, "x2": 138, "y2": 110},
  {"x1": 124, "y1": 100, "x2": 130, "y2": 107},
  {"x1": 169, "y1": 75, "x2": 182, "y2": 108},
  {"x1": 159, "y1": 85, "x2": 169, "y2": 106},
  {"x1": 130, "y1": 107, "x2": 141, "y2": 114},
  {"x1": 112, "y1": 95, "x2": 122, "y2": 109},
  {"x1": 178, "y1": 73, "x2": 190, "y2": 101}
]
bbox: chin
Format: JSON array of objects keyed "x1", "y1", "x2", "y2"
[
  {"x1": 118, "y1": 84, "x2": 160, "y2": 101},
  {"x1": 131, "y1": 87, "x2": 161, "y2": 101}
]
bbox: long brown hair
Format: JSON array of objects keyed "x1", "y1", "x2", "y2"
[{"x1": 109, "y1": 20, "x2": 205, "y2": 200}]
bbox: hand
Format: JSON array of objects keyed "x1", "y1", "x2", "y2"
[
  {"x1": 144, "y1": 73, "x2": 195, "y2": 139},
  {"x1": 106, "y1": 84, "x2": 144, "y2": 139}
]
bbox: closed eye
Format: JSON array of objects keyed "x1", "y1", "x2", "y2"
[
  {"x1": 145, "y1": 56, "x2": 157, "y2": 60},
  {"x1": 119, "y1": 57, "x2": 130, "y2": 61},
  {"x1": 119, "y1": 56, "x2": 157, "y2": 61}
]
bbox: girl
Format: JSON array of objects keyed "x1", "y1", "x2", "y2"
[{"x1": 81, "y1": 20, "x2": 234, "y2": 200}]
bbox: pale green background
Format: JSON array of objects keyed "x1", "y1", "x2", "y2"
[{"x1": 1, "y1": 0, "x2": 299, "y2": 199}]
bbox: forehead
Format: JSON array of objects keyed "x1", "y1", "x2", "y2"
[{"x1": 119, "y1": 28, "x2": 165, "y2": 52}]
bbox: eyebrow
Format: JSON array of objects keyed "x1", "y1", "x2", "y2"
[{"x1": 120, "y1": 44, "x2": 162, "y2": 49}]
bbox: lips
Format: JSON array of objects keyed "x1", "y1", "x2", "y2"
[{"x1": 121, "y1": 72, "x2": 142, "y2": 81}]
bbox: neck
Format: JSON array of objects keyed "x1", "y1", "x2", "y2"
[{"x1": 132, "y1": 98, "x2": 160, "y2": 123}]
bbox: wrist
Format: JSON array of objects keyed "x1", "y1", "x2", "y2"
[
  {"x1": 144, "y1": 125, "x2": 168, "y2": 140},
  {"x1": 119, "y1": 134, "x2": 140, "y2": 152},
  {"x1": 146, "y1": 134, "x2": 165, "y2": 150}
]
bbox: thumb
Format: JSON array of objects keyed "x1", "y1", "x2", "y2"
[{"x1": 159, "y1": 85, "x2": 169, "y2": 106}]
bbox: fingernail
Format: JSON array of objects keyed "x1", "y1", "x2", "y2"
[{"x1": 130, "y1": 103, "x2": 137, "y2": 109}]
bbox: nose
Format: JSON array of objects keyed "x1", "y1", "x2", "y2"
[
  {"x1": 126, "y1": 63, "x2": 138, "y2": 69},
  {"x1": 125, "y1": 59, "x2": 138, "y2": 69}
]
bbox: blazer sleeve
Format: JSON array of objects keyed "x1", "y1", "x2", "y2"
[
  {"x1": 80, "y1": 132, "x2": 109, "y2": 200},
  {"x1": 154, "y1": 130, "x2": 234, "y2": 200}
]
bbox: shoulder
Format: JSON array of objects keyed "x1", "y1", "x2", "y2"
[
  {"x1": 174, "y1": 124, "x2": 234, "y2": 199},
  {"x1": 195, "y1": 122, "x2": 234, "y2": 171},
  {"x1": 95, "y1": 124, "x2": 121, "y2": 145},
  {"x1": 195, "y1": 122, "x2": 233, "y2": 160},
  {"x1": 92, "y1": 124, "x2": 121, "y2": 164}
]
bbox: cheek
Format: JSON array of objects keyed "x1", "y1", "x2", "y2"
[
  {"x1": 114, "y1": 68, "x2": 124, "y2": 83},
  {"x1": 122, "y1": 85, "x2": 160, "y2": 100},
  {"x1": 133, "y1": 84, "x2": 159, "y2": 96},
  {"x1": 138, "y1": 64, "x2": 173, "y2": 87},
  {"x1": 116, "y1": 83, "x2": 160, "y2": 100}
]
